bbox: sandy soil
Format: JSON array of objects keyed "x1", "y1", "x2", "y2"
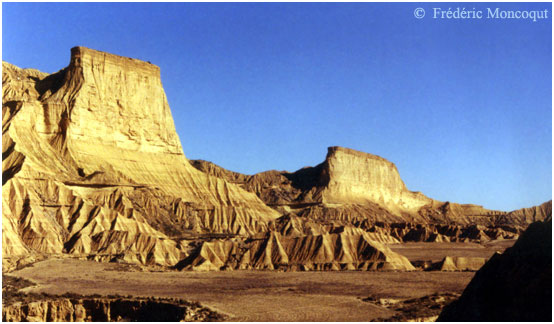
[
  {"x1": 12, "y1": 258, "x2": 474, "y2": 321},
  {"x1": 388, "y1": 239, "x2": 516, "y2": 262}
]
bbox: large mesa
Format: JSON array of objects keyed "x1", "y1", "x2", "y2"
[
  {"x1": 2, "y1": 47, "x2": 279, "y2": 267},
  {"x1": 317, "y1": 146, "x2": 432, "y2": 212}
]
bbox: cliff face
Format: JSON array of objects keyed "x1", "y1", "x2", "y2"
[
  {"x1": 318, "y1": 147, "x2": 432, "y2": 212},
  {"x1": 59, "y1": 47, "x2": 184, "y2": 185},
  {"x1": 193, "y1": 147, "x2": 551, "y2": 229},
  {"x1": 2, "y1": 47, "x2": 279, "y2": 266},
  {"x1": 194, "y1": 146, "x2": 432, "y2": 213}
]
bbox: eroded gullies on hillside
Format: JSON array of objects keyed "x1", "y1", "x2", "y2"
[{"x1": 2, "y1": 46, "x2": 279, "y2": 271}]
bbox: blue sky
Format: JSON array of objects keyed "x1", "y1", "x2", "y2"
[{"x1": 2, "y1": 2, "x2": 552, "y2": 211}]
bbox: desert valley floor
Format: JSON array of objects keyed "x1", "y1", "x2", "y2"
[{"x1": 7, "y1": 240, "x2": 514, "y2": 321}]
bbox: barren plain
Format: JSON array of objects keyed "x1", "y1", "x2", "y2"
[
  {"x1": 389, "y1": 239, "x2": 516, "y2": 262},
  {"x1": 8, "y1": 240, "x2": 516, "y2": 321}
]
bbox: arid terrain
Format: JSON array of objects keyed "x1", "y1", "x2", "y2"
[
  {"x1": 2, "y1": 47, "x2": 551, "y2": 321},
  {"x1": 389, "y1": 240, "x2": 516, "y2": 262},
  {"x1": 11, "y1": 258, "x2": 475, "y2": 321},
  {"x1": 4, "y1": 239, "x2": 519, "y2": 321}
]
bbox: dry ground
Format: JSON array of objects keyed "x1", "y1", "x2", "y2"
[
  {"x1": 8, "y1": 240, "x2": 516, "y2": 321},
  {"x1": 11, "y1": 259, "x2": 471, "y2": 321},
  {"x1": 388, "y1": 239, "x2": 516, "y2": 262}
]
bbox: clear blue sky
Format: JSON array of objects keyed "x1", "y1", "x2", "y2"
[{"x1": 2, "y1": 2, "x2": 552, "y2": 211}]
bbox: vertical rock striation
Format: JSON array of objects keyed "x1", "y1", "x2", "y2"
[
  {"x1": 192, "y1": 147, "x2": 551, "y2": 228},
  {"x1": 318, "y1": 147, "x2": 432, "y2": 213},
  {"x1": 2, "y1": 47, "x2": 278, "y2": 266}
]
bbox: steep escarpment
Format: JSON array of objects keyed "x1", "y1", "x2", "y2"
[
  {"x1": 2, "y1": 47, "x2": 278, "y2": 267},
  {"x1": 438, "y1": 219, "x2": 552, "y2": 321},
  {"x1": 496, "y1": 200, "x2": 552, "y2": 225},
  {"x1": 192, "y1": 148, "x2": 551, "y2": 239},
  {"x1": 193, "y1": 147, "x2": 427, "y2": 210},
  {"x1": 318, "y1": 147, "x2": 431, "y2": 212},
  {"x1": 192, "y1": 147, "x2": 429, "y2": 212}
]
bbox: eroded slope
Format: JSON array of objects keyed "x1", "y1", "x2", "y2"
[
  {"x1": 192, "y1": 148, "x2": 551, "y2": 242},
  {"x1": 2, "y1": 47, "x2": 278, "y2": 268}
]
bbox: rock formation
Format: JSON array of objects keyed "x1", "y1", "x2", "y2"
[
  {"x1": 2, "y1": 273, "x2": 224, "y2": 321},
  {"x1": 2, "y1": 47, "x2": 278, "y2": 267},
  {"x1": 438, "y1": 219, "x2": 552, "y2": 321},
  {"x1": 434, "y1": 256, "x2": 487, "y2": 272},
  {"x1": 367, "y1": 292, "x2": 461, "y2": 322},
  {"x1": 317, "y1": 147, "x2": 431, "y2": 213},
  {"x1": 176, "y1": 231, "x2": 414, "y2": 271},
  {"x1": 2, "y1": 47, "x2": 551, "y2": 272},
  {"x1": 192, "y1": 150, "x2": 551, "y2": 241},
  {"x1": 2, "y1": 296, "x2": 222, "y2": 322}
]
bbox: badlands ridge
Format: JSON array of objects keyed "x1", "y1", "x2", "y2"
[{"x1": 2, "y1": 47, "x2": 551, "y2": 273}]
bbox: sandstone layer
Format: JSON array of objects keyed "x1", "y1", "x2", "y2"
[
  {"x1": 2, "y1": 47, "x2": 278, "y2": 268},
  {"x1": 192, "y1": 149, "x2": 551, "y2": 240},
  {"x1": 367, "y1": 292, "x2": 460, "y2": 322}
]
